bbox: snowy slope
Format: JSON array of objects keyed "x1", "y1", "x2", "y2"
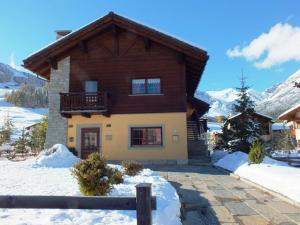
[
  {"x1": 256, "y1": 69, "x2": 300, "y2": 118},
  {"x1": 0, "y1": 63, "x2": 47, "y2": 139},
  {"x1": 195, "y1": 88, "x2": 266, "y2": 117},
  {"x1": 196, "y1": 69, "x2": 300, "y2": 118}
]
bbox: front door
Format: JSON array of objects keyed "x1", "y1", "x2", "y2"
[{"x1": 81, "y1": 128, "x2": 100, "y2": 159}]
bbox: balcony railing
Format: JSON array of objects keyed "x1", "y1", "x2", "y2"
[{"x1": 60, "y1": 92, "x2": 108, "y2": 113}]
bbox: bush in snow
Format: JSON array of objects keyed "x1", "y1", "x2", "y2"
[
  {"x1": 72, "y1": 153, "x2": 123, "y2": 196},
  {"x1": 249, "y1": 141, "x2": 265, "y2": 164},
  {"x1": 109, "y1": 169, "x2": 124, "y2": 185},
  {"x1": 122, "y1": 161, "x2": 144, "y2": 176}
]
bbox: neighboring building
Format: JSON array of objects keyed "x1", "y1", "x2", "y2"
[
  {"x1": 23, "y1": 12, "x2": 209, "y2": 164},
  {"x1": 25, "y1": 122, "x2": 41, "y2": 135},
  {"x1": 272, "y1": 123, "x2": 290, "y2": 134},
  {"x1": 278, "y1": 104, "x2": 300, "y2": 148},
  {"x1": 226, "y1": 112, "x2": 273, "y2": 142}
]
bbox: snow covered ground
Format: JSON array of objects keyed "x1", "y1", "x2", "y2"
[
  {"x1": 0, "y1": 84, "x2": 47, "y2": 139},
  {"x1": 214, "y1": 151, "x2": 300, "y2": 204},
  {"x1": 0, "y1": 146, "x2": 181, "y2": 225}
]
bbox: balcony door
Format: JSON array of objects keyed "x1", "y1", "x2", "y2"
[
  {"x1": 81, "y1": 127, "x2": 100, "y2": 159},
  {"x1": 85, "y1": 80, "x2": 98, "y2": 93}
]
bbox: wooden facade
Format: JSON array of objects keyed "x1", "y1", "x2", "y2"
[
  {"x1": 22, "y1": 12, "x2": 210, "y2": 162},
  {"x1": 67, "y1": 29, "x2": 187, "y2": 114}
]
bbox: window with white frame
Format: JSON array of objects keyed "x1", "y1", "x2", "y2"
[{"x1": 131, "y1": 78, "x2": 161, "y2": 95}]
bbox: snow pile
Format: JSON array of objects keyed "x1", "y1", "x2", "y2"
[
  {"x1": 35, "y1": 144, "x2": 79, "y2": 168},
  {"x1": 272, "y1": 150, "x2": 300, "y2": 158},
  {"x1": 215, "y1": 151, "x2": 300, "y2": 204},
  {"x1": 0, "y1": 159, "x2": 181, "y2": 225},
  {"x1": 211, "y1": 150, "x2": 228, "y2": 163}
]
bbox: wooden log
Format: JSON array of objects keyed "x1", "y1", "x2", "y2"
[
  {"x1": 136, "y1": 183, "x2": 153, "y2": 225},
  {"x1": 0, "y1": 195, "x2": 156, "y2": 210}
]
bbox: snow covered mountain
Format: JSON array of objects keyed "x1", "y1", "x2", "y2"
[
  {"x1": 256, "y1": 69, "x2": 300, "y2": 118},
  {"x1": 0, "y1": 63, "x2": 47, "y2": 139},
  {"x1": 195, "y1": 88, "x2": 266, "y2": 117},
  {"x1": 196, "y1": 69, "x2": 300, "y2": 119},
  {"x1": 0, "y1": 62, "x2": 44, "y2": 87}
]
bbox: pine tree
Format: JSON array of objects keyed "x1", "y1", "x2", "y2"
[
  {"x1": 14, "y1": 128, "x2": 30, "y2": 154},
  {"x1": 221, "y1": 76, "x2": 262, "y2": 152},
  {"x1": 28, "y1": 115, "x2": 48, "y2": 152},
  {"x1": 0, "y1": 114, "x2": 14, "y2": 145}
]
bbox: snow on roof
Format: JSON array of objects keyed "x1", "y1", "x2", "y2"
[
  {"x1": 228, "y1": 112, "x2": 273, "y2": 121},
  {"x1": 272, "y1": 123, "x2": 290, "y2": 130},
  {"x1": 278, "y1": 103, "x2": 300, "y2": 120},
  {"x1": 208, "y1": 122, "x2": 223, "y2": 133},
  {"x1": 25, "y1": 12, "x2": 207, "y2": 60}
]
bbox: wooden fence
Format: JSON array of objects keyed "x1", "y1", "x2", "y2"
[{"x1": 0, "y1": 183, "x2": 156, "y2": 225}]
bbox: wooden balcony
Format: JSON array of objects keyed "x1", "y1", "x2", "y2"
[{"x1": 60, "y1": 92, "x2": 109, "y2": 117}]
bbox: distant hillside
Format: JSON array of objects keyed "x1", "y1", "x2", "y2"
[
  {"x1": 256, "y1": 69, "x2": 300, "y2": 118},
  {"x1": 196, "y1": 69, "x2": 300, "y2": 120},
  {"x1": 195, "y1": 88, "x2": 266, "y2": 117},
  {"x1": 0, "y1": 63, "x2": 45, "y2": 87},
  {"x1": 0, "y1": 62, "x2": 48, "y2": 138}
]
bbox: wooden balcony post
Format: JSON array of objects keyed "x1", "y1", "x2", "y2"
[{"x1": 136, "y1": 183, "x2": 152, "y2": 225}]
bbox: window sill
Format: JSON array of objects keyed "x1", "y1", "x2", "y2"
[
  {"x1": 129, "y1": 145, "x2": 164, "y2": 149},
  {"x1": 128, "y1": 93, "x2": 164, "y2": 96}
]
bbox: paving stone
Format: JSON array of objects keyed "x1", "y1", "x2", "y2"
[
  {"x1": 284, "y1": 213, "x2": 300, "y2": 223},
  {"x1": 245, "y1": 189, "x2": 274, "y2": 202},
  {"x1": 211, "y1": 205, "x2": 236, "y2": 223},
  {"x1": 237, "y1": 215, "x2": 270, "y2": 225},
  {"x1": 151, "y1": 165, "x2": 300, "y2": 225},
  {"x1": 245, "y1": 200, "x2": 294, "y2": 224},
  {"x1": 212, "y1": 189, "x2": 238, "y2": 199},
  {"x1": 183, "y1": 211, "x2": 205, "y2": 225},
  {"x1": 224, "y1": 201, "x2": 257, "y2": 216},
  {"x1": 268, "y1": 201, "x2": 300, "y2": 214}
]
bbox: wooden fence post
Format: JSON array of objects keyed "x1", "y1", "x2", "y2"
[{"x1": 136, "y1": 183, "x2": 152, "y2": 225}]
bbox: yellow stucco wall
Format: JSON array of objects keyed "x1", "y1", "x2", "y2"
[{"x1": 67, "y1": 112, "x2": 187, "y2": 161}]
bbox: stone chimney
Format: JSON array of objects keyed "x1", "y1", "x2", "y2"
[{"x1": 55, "y1": 30, "x2": 72, "y2": 40}]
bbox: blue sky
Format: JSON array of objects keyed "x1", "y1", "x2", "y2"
[{"x1": 0, "y1": 0, "x2": 300, "y2": 91}]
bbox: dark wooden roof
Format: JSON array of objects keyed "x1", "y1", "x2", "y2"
[
  {"x1": 23, "y1": 12, "x2": 209, "y2": 96},
  {"x1": 187, "y1": 96, "x2": 210, "y2": 117}
]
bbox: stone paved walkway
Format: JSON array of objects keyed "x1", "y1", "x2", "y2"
[{"x1": 149, "y1": 165, "x2": 300, "y2": 225}]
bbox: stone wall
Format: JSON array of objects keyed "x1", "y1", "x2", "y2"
[{"x1": 45, "y1": 57, "x2": 70, "y2": 148}]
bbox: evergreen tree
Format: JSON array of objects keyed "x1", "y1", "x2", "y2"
[
  {"x1": 28, "y1": 115, "x2": 48, "y2": 152},
  {"x1": 14, "y1": 128, "x2": 30, "y2": 154},
  {"x1": 221, "y1": 76, "x2": 262, "y2": 152},
  {"x1": 0, "y1": 114, "x2": 14, "y2": 145}
]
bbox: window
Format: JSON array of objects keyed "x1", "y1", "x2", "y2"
[
  {"x1": 85, "y1": 81, "x2": 98, "y2": 93},
  {"x1": 130, "y1": 127, "x2": 162, "y2": 146},
  {"x1": 131, "y1": 78, "x2": 161, "y2": 94}
]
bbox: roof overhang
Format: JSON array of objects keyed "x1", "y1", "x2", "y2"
[
  {"x1": 278, "y1": 104, "x2": 300, "y2": 121},
  {"x1": 23, "y1": 12, "x2": 209, "y2": 95}
]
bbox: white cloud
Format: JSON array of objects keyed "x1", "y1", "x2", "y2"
[
  {"x1": 227, "y1": 23, "x2": 300, "y2": 69},
  {"x1": 9, "y1": 52, "x2": 17, "y2": 69}
]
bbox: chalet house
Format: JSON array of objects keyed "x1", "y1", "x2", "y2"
[
  {"x1": 23, "y1": 12, "x2": 209, "y2": 164},
  {"x1": 226, "y1": 112, "x2": 273, "y2": 142},
  {"x1": 278, "y1": 104, "x2": 300, "y2": 148}
]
